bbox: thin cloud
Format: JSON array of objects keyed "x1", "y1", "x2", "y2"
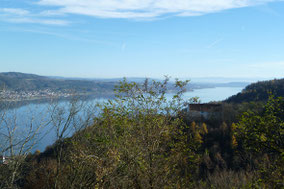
[
  {"x1": 0, "y1": 8, "x2": 69, "y2": 26},
  {"x1": 36, "y1": 0, "x2": 282, "y2": 19},
  {"x1": 5, "y1": 17, "x2": 70, "y2": 25},
  {"x1": 0, "y1": 8, "x2": 30, "y2": 16},
  {"x1": 1, "y1": 0, "x2": 282, "y2": 25},
  {"x1": 206, "y1": 38, "x2": 224, "y2": 49},
  {"x1": 2, "y1": 27, "x2": 121, "y2": 47}
]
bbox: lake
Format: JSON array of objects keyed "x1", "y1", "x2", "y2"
[
  {"x1": 0, "y1": 87, "x2": 243, "y2": 153},
  {"x1": 182, "y1": 87, "x2": 243, "y2": 103}
]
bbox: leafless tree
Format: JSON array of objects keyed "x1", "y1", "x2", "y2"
[
  {"x1": 47, "y1": 96, "x2": 97, "y2": 189},
  {"x1": 0, "y1": 101, "x2": 50, "y2": 188}
]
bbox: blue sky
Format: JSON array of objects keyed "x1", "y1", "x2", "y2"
[{"x1": 0, "y1": 0, "x2": 284, "y2": 79}]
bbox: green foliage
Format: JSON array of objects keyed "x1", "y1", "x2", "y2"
[
  {"x1": 236, "y1": 96, "x2": 284, "y2": 155},
  {"x1": 235, "y1": 96, "x2": 284, "y2": 186}
]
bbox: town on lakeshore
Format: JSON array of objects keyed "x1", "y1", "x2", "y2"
[{"x1": 0, "y1": 89, "x2": 73, "y2": 101}]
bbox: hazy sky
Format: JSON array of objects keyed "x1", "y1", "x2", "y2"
[{"x1": 0, "y1": 0, "x2": 284, "y2": 79}]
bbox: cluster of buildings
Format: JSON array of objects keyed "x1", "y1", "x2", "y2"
[{"x1": 0, "y1": 89, "x2": 72, "y2": 101}]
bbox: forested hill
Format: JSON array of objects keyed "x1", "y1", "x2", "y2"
[
  {"x1": 225, "y1": 78, "x2": 284, "y2": 103},
  {"x1": 0, "y1": 72, "x2": 116, "y2": 94}
]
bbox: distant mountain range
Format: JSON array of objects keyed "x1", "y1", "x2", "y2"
[
  {"x1": 188, "y1": 77, "x2": 274, "y2": 83},
  {"x1": 46, "y1": 75, "x2": 251, "y2": 89},
  {"x1": 0, "y1": 72, "x2": 252, "y2": 99}
]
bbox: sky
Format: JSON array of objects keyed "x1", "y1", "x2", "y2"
[{"x1": 0, "y1": 0, "x2": 284, "y2": 79}]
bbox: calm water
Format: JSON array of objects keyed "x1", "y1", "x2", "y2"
[
  {"x1": 0, "y1": 87, "x2": 243, "y2": 152},
  {"x1": 183, "y1": 87, "x2": 243, "y2": 103}
]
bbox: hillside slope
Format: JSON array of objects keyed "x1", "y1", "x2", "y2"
[
  {"x1": 225, "y1": 78, "x2": 284, "y2": 103},
  {"x1": 0, "y1": 72, "x2": 116, "y2": 94}
]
